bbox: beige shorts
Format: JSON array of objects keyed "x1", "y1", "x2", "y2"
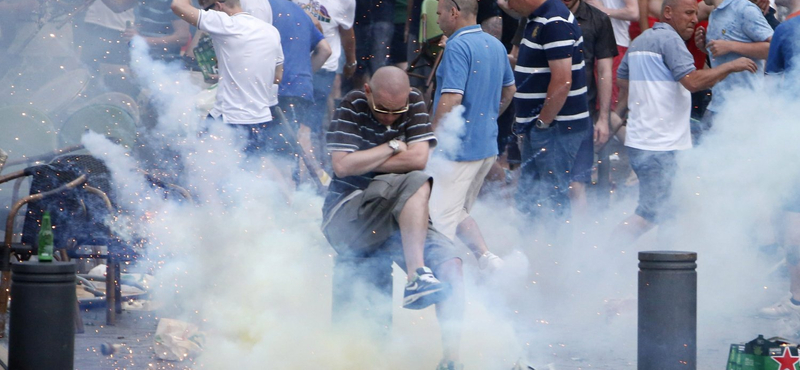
[{"x1": 429, "y1": 156, "x2": 496, "y2": 240}]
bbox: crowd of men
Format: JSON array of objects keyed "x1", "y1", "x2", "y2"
[{"x1": 2, "y1": 0, "x2": 794, "y2": 366}]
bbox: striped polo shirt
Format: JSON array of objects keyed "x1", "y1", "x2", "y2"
[
  {"x1": 514, "y1": 0, "x2": 590, "y2": 134},
  {"x1": 323, "y1": 88, "x2": 437, "y2": 216}
]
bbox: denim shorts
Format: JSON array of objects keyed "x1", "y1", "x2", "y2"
[
  {"x1": 515, "y1": 125, "x2": 589, "y2": 218},
  {"x1": 227, "y1": 121, "x2": 297, "y2": 161},
  {"x1": 628, "y1": 147, "x2": 677, "y2": 223},
  {"x1": 571, "y1": 127, "x2": 594, "y2": 183}
]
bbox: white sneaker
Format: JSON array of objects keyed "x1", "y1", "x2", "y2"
[
  {"x1": 759, "y1": 295, "x2": 800, "y2": 318},
  {"x1": 478, "y1": 251, "x2": 504, "y2": 273}
]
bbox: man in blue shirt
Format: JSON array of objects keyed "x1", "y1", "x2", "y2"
[
  {"x1": 507, "y1": 0, "x2": 592, "y2": 223},
  {"x1": 270, "y1": 0, "x2": 332, "y2": 181},
  {"x1": 695, "y1": 0, "x2": 773, "y2": 137},
  {"x1": 765, "y1": 3, "x2": 800, "y2": 78},
  {"x1": 429, "y1": 0, "x2": 516, "y2": 279}
]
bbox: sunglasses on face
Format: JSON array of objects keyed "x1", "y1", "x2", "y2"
[
  {"x1": 371, "y1": 99, "x2": 409, "y2": 115},
  {"x1": 450, "y1": 0, "x2": 461, "y2": 11}
]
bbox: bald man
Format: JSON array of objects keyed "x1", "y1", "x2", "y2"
[{"x1": 323, "y1": 66, "x2": 465, "y2": 368}]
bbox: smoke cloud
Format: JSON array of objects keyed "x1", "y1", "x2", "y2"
[{"x1": 67, "y1": 34, "x2": 800, "y2": 370}]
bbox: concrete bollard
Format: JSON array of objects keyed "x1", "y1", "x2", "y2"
[
  {"x1": 9, "y1": 261, "x2": 76, "y2": 370},
  {"x1": 638, "y1": 251, "x2": 697, "y2": 370}
]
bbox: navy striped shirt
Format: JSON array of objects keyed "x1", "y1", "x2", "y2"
[
  {"x1": 323, "y1": 88, "x2": 436, "y2": 216},
  {"x1": 514, "y1": 0, "x2": 591, "y2": 134}
]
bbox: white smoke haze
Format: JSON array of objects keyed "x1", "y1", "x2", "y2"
[{"x1": 70, "y1": 35, "x2": 800, "y2": 369}]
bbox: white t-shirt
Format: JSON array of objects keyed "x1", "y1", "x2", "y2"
[
  {"x1": 198, "y1": 10, "x2": 283, "y2": 124},
  {"x1": 292, "y1": 0, "x2": 355, "y2": 71},
  {"x1": 599, "y1": 0, "x2": 631, "y2": 48},
  {"x1": 241, "y1": 0, "x2": 273, "y2": 24},
  {"x1": 84, "y1": 0, "x2": 135, "y2": 32}
]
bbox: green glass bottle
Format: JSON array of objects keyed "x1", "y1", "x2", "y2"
[{"x1": 38, "y1": 211, "x2": 54, "y2": 262}]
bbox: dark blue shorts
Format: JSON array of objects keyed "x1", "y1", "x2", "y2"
[
  {"x1": 571, "y1": 127, "x2": 594, "y2": 183},
  {"x1": 515, "y1": 126, "x2": 589, "y2": 218}
]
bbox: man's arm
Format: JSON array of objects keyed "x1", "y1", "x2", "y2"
[
  {"x1": 132, "y1": 19, "x2": 191, "y2": 49},
  {"x1": 537, "y1": 58, "x2": 572, "y2": 124},
  {"x1": 637, "y1": 0, "x2": 650, "y2": 33},
  {"x1": 339, "y1": 26, "x2": 357, "y2": 78},
  {"x1": 274, "y1": 64, "x2": 284, "y2": 85},
  {"x1": 171, "y1": 0, "x2": 200, "y2": 27},
  {"x1": 374, "y1": 141, "x2": 431, "y2": 173},
  {"x1": 595, "y1": 57, "x2": 613, "y2": 144},
  {"x1": 431, "y1": 93, "x2": 463, "y2": 131},
  {"x1": 330, "y1": 144, "x2": 399, "y2": 178},
  {"x1": 500, "y1": 84, "x2": 516, "y2": 116},
  {"x1": 586, "y1": 0, "x2": 639, "y2": 21},
  {"x1": 611, "y1": 78, "x2": 629, "y2": 143},
  {"x1": 614, "y1": 78, "x2": 629, "y2": 117},
  {"x1": 679, "y1": 57, "x2": 758, "y2": 92},
  {"x1": 707, "y1": 39, "x2": 772, "y2": 60},
  {"x1": 311, "y1": 39, "x2": 332, "y2": 72}
]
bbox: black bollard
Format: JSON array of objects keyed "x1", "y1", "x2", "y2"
[
  {"x1": 9, "y1": 261, "x2": 76, "y2": 370},
  {"x1": 331, "y1": 254, "x2": 393, "y2": 340},
  {"x1": 638, "y1": 251, "x2": 697, "y2": 370}
]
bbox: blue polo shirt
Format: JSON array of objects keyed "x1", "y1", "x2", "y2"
[
  {"x1": 433, "y1": 24, "x2": 515, "y2": 162},
  {"x1": 270, "y1": 0, "x2": 325, "y2": 101},
  {"x1": 513, "y1": 0, "x2": 590, "y2": 134},
  {"x1": 766, "y1": 16, "x2": 800, "y2": 76},
  {"x1": 705, "y1": 0, "x2": 773, "y2": 113}
]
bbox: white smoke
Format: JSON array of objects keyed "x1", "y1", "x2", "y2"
[{"x1": 70, "y1": 32, "x2": 800, "y2": 370}]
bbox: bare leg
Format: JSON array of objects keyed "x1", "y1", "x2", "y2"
[
  {"x1": 399, "y1": 181, "x2": 432, "y2": 280},
  {"x1": 456, "y1": 216, "x2": 490, "y2": 260},
  {"x1": 434, "y1": 258, "x2": 464, "y2": 363},
  {"x1": 609, "y1": 213, "x2": 655, "y2": 248},
  {"x1": 568, "y1": 181, "x2": 588, "y2": 221}
]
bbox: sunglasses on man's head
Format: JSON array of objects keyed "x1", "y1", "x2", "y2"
[
  {"x1": 203, "y1": 1, "x2": 218, "y2": 10},
  {"x1": 450, "y1": 0, "x2": 461, "y2": 11}
]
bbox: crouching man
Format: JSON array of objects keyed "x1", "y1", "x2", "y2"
[{"x1": 322, "y1": 66, "x2": 465, "y2": 370}]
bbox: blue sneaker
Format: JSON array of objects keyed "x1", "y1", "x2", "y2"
[{"x1": 403, "y1": 267, "x2": 451, "y2": 310}]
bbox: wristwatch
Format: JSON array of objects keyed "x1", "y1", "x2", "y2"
[
  {"x1": 534, "y1": 118, "x2": 551, "y2": 129},
  {"x1": 388, "y1": 139, "x2": 400, "y2": 154}
]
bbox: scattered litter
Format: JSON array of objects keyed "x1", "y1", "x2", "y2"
[
  {"x1": 154, "y1": 318, "x2": 205, "y2": 361},
  {"x1": 101, "y1": 342, "x2": 124, "y2": 356}
]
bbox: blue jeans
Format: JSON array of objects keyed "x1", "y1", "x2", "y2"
[{"x1": 515, "y1": 126, "x2": 588, "y2": 220}]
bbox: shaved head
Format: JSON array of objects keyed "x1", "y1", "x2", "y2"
[
  {"x1": 365, "y1": 66, "x2": 412, "y2": 125},
  {"x1": 368, "y1": 66, "x2": 412, "y2": 109}
]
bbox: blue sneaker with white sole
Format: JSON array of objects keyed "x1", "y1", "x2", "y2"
[{"x1": 402, "y1": 266, "x2": 451, "y2": 310}]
